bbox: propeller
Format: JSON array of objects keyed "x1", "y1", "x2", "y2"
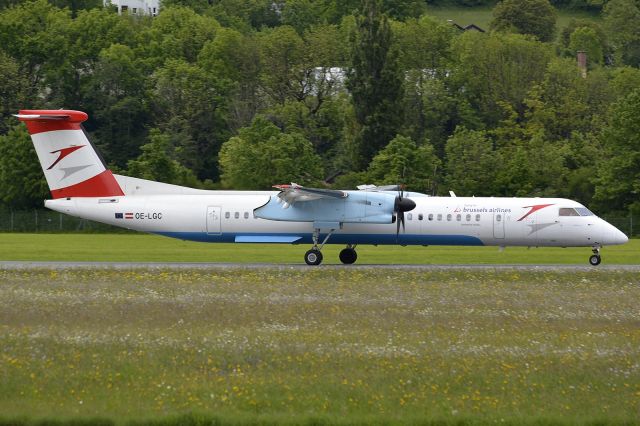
[{"x1": 394, "y1": 184, "x2": 416, "y2": 241}]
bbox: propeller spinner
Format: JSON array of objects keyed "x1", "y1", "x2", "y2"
[{"x1": 394, "y1": 186, "x2": 416, "y2": 241}]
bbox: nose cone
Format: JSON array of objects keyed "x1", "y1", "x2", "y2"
[
  {"x1": 395, "y1": 197, "x2": 416, "y2": 213},
  {"x1": 603, "y1": 222, "x2": 629, "y2": 246}
]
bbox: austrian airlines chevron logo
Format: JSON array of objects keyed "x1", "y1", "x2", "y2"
[
  {"x1": 517, "y1": 204, "x2": 555, "y2": 221},
  {"x1": 47, "y1": 145, "x2": 85, "y2": 170}
]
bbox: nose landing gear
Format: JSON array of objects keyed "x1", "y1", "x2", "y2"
[{"x1": 589, "y1": 246, "x2": 601, "y2": 266}]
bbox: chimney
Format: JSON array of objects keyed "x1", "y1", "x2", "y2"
[{"x1": 577, "y1": 51, "x2": 587, "y2": 79}]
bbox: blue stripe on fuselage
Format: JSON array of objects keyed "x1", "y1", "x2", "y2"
[{"x1": 154, "y1": 232, "x2": 485, "y2": 246}]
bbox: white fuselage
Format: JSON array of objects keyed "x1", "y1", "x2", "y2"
[{"x1": 44, "y1": 191, "x2": 628, "y2": 248}]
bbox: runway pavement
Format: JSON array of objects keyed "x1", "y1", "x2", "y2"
[{"x1": 0, "y1": 261, "x2": 639, "y2": 271}]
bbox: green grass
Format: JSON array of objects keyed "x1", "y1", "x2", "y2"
[
  {"x1": 0, "y1": 233, "x2": 637, "y2": 265},
  {"x1": 426, "y1": 5, "x2": 601, "y2": 35},
  {"x1": 0, "y1": 268, "x2": 639, "y2": 424}
]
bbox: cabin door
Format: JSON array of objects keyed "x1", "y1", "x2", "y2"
[
  {"x1": 206, "y1": 206, "x2": 222, "y2": 235},
  {"x1": 493, "y1": 212, "x2": 505, "y2": 239}
]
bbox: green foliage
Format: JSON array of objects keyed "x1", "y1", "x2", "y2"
[
  {"x1": 523, "y1": 58, "x2": 612, "y2": 141},
  {"x1": 444, "y1": 127, "x2": 498, "y2": 196},
  {"x1": 198, "y1": 27, "x2": 260, "y2": 130},
  {"x1": 593, "y1": 90, "x2": 640, "y2": 213},
  {"x1": 0, "y1": 125, "x2": 48, "y2": 208},
  {"x1": 0, "y1": 50, "x2": 28, "y2": 133},
  {"x1": 138, "y1": 6, "x2": 219, "y2": 66},
  {"x1": 451, "y1": 32, "x2": 552, "y2": 127},
  {"x1": 126, "y1": 129, "x2": 200, "y2": 187},
  {"x1": 347, "y1": 0, "x2": 404, "y2": 169},
  {"x1": 86, "y1": 43, "x2": 148, "y2": 168},
  {"x1": 257, "y1": 25, "x2": 306, "y2": 105},
  {"x1": 152, "y1": 59, "x2": 229, "y2": 180},
  {"x1": 560, "y1": 18, "x2": 607, "y2": 53},
  {"x1": 218, "y1": 116, "x2": 324, "y2": 189},
  {"x1": 366, "y1": 135, "x2": 440, "y2": 193},
  {"x1": 0, "y1": 0, "x2": 636, "y2": 213},
  {"x1": 569, "y1": 26, "x2": 604, "y2": 64},
  {"x1": 490, "y1": 0, "x2": 557, "y2": 42},
  {"x1": 603, "y1": 0, "x2": 640, "y2": 66}
]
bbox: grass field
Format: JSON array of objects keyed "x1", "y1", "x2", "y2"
[
  {"x1": 0, "y1": 267, "x2": 639, "y2": 424},
  {"x1": 426, "y1": 6, "x2": 601, "y2": 34},
  {"x1": 0, "y1": 233, "x2": 637, "y2": 265}
]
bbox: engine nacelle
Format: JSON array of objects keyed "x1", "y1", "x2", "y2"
[{"x1": 254, "y1": 191, "x2": 396, "y2": 224}]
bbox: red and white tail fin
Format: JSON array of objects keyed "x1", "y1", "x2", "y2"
[{"x1": 15, "y1": 110, "x2": 124, "y2": 199}]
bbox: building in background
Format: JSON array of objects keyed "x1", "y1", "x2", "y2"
[{"x1": 105, "y1": 0, "x2": 159, "y2": 16}]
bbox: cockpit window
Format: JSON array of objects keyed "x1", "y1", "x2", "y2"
[
  {"x1": 575, "y1": 207, "x2": 594, "y2": 216},
  {"x1": 559, "y1": 207, "x2": 593, "y2": 216},
  {"x1": 559, "y1": 208, "x2": 580, "y2": 216}
]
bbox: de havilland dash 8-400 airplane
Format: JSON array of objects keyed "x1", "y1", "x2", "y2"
[{"x1": 16, "y1": 109, "x2": 628, "y2": 266}]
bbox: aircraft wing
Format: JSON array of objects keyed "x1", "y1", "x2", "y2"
[{"x1": 273, "y1": 183, "x2": 347, "y2": 206}]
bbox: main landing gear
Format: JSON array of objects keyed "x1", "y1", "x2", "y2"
[
  {"x1": 589, "y1": 246, "x2": 601, "y2": 266},
  {"x1": 339, "y1": 245, "x2": 357, "y2": 265},
  {"x1": 303, "y1": 228, "x2": 358, "y2": 266}
]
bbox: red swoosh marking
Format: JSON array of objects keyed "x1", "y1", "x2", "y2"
[
  {"x1": 517, "y1": 204, "x2": 555, "y2": 221},
  {"x1": 47, "y1": 145, "x2": 85, "y2": 170}
]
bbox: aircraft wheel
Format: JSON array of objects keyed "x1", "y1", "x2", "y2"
[
  {"x1": 589, "y1": 254, "x2": 601, "y2": 266},
  {"x1": 339, "y1": 247, "x2": 357, "y2": 265},
  {"x1": 305, "y1": 249, "x2": 323, "y2": 266}
]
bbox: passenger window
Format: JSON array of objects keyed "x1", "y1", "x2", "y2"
[
  {"x1": 437, "y1": 214, "x2": 442, "y2": 221},
  {"x1": 244, "y1": 212, "x2": 249, "y2": 219},
  {"x1": 225, "y1": 212, "x2": 230, "y2": 219},
  {"x1": 407, "y1": 213, "x2": 413, "y2": 220},
  {"x1": 418, "y1": 214, "x2": 424, "y2": 221},
  {"x1": 234, "y1": 212, "x2": 239, "y2": 219},
  {"x1": 428, "y1": 213, "x2": 433, "y2": 221},
  {"x1": 559, "y1": 208, "x2": 580, "y2": 216},
  {"x1": 475, "y1": 214, "x2": 480, "y2": 222},
  {"x1": 456, "y1": 214, "x2": 461, "y2": 221},
  {"x1": 447, "y1": 214, "x2": 452, "y2": 221},
  {"x1": 496, "y1": 214, "x2": 502, "y2": 222},
  {"x1": 466, "y1": 214, "x2": 471, "y2": 221}
]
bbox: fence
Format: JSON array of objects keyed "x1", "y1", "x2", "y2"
[
  {"x1": 0, "y1": 210, "x2": 125, "y2": 233},
  {"x1": 0, "y1": 209, "x2": 637, "y2": 237}
]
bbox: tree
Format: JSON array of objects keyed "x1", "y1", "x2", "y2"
[
  {"x1": 138, "y1": 6, "x2": 220, "y2": 67},
  {"x1": 86, "y1": 43, "x2": 149, "y2": 169},
  {"x1": 603, "y1": 0, "x2": 640, "y2": 66},
  {"x1": 151, "y1": 59, "x2": 230, "y2": 180},
  {"x1": 0, "y1": 50, "x2": 29, "y2": 133},
  {"x1": 198, "y1": 28, "x2": 261, "y2": 131},
  {"x1": 0, "y1": 0, "x2": 71, "y2": 102},
  {"x1": 126, "y1": 129, "x2": 200, "y2": 187},
  {"x1": 366, "y1": 135, "x2": 440, "y2": 193},
  {"x1": 593, "y1": 90, "x2": 640, "y2": 213},
  {"x1": 218, "y1": 116, "x2": 324, "y2": 189},
  {"x1": 490, "y1": 0, "x2": 557, "y2": 42},
  {"x1": 346, "y1": 0, "x2": 404, "y2": 169},
  {"x1": 569, "y1": 26, "x2": 604, "y2": 65},
  {"x1": 0, "y1": 125, "x2": 48, "y2": 208},
  {"x1": 257, "y1": 25, "x2": 307, "y2": 106},
  {"x1": 444, "y1": 127, "x2": 498, "y2": 196},
  {"x1": 450, "y1": 32, "x2": 552, "y2": 127}
]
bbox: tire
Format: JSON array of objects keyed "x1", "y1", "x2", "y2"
[
  {"x1": 589, "y1": 254, "x2": 601, "y2": 266},
  {"x1": 339, "y1": 248, "x2": 357, "y2": 265},
  {"x1": 305, "y1": 249, "x2": 323, "y2": 266}
]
